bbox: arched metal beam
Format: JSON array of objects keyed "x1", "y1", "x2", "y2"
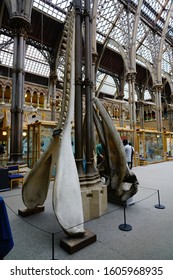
[
  {"x1": 129, "y1": 0, "x2": 143, "y2": 73},
  {"x1": 156, "y1": 2, "x2": 173, "y2": 85},
  {"x1": 95, "y1": 5, "x2": 124, "y2": 74}
]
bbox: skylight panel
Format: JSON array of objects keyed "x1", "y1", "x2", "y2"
[
  {"x1": 25, "y1": 45, "x2": 50, "y2": 77},
  {"x1": 144, "y1": 90, "x2": 151, "y2": 101},
  {"x1": 144, "y1": 0, "x2": 161, "y2": 13},
  {"x1": 123, "y1": 83, "x2": 137, "y2": 101},
  {"x1": 0, "y1": 35, "x2": 13, "y2": 67},
  {"x1": 162, "y1": 59, "x2": 171, "y2": 73},
  {"x1": 96, "y1": 33, "x2": 105, "y2": 44},
  {"x1": 157, "y1": 19, "x2": 164, "y2": 29},
  {"x1": 162, "y1": 49, "x2": 172, "y2": 74},
  {"x1": 33, "y1": 0, "x2": 70, "y2": 22},
  {"x1": 131, "y1": 0, "x2": 138, "y2": 5},
  {"x1": 137, "y1": 45, "x2": 153, "y2": 64},
  {"x1": 0, "y1": 50, "x2": 13, "y2": 67},
  {"x1": 96, "y1": 74, "x2": 116, "y2": 96}
]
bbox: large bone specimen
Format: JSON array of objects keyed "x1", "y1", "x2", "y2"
[
  {"x1": 22, "y1": 9, "x2": 85, "y2": 236},
  {"x1": 93, "y1": 97, "x2": 138, "y2": 203}
]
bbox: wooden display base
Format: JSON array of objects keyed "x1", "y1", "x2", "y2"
[
  {"x1": 18, "y1": 206, "x2": 45, "y2": 217},
  {"x1": 60, "y1": 229, "x2": 97, "y2": 254}
]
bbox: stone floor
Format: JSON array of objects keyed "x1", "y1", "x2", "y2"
[{"x1": 1, "y1": 161, "x2": 173, "y2": 260}]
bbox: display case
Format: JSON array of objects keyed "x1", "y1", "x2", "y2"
[
  {"x1": 117, "y1": 128, "x2": 134, "y2": 145},
  {"x1": 27, "y1": 121, "x2": 57, "y2": 168},
  {"x1": 136, "y1": 130, "x2": 164, "y2": 163},
  {"x1": 163, "y1": 132, "x2": 173, "y2": 160}
]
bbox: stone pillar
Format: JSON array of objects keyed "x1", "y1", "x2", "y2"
[
  {"x1": 37, "y1": 93, "x2": 40, "y2": 108},
  {"x1": 30, "y1": 92, "x2": 33, "y2": 106},
  {"x1": 43, "y1": 93, "x2": 47, "y2": 109}
]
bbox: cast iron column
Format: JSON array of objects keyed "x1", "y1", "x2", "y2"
[
  {"x1": 74, "y1": 0, "x2": 84, "y2": 175},
  {"x1": 49, "y1": 74, "x2": 57, "y2": 121},
  {"x1": 84, "y1": 0, "x2": 95, "y2": 175},
  {"x1": 5, "y1": 0, "x2": 33, "y2": 164},
  {"x1": 155, "y1": 85, "x2": 163, "y2": 131},
  {"x1": 9, "y1": 25, "x2": 26, "y2": 163}
]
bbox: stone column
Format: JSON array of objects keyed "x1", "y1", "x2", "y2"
[
  {"x1": 37, "y1": 93, "x2": 40, "y2": 108},
  {"x1": 30, "y1": 92, "x2": 33, "y2": 106},
  {"x1": 43, "y1": 93, "x2": 47, "y2": 109}
]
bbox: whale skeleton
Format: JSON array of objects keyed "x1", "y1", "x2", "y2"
[
  {"x1": 93, "y1": 97, "x2": 139, "y2": 203},
  {"x1": 22, "y1": 9, "x2": 138, "y2": 237},
  {"x1": 22, "y1": 8, "x2": 85, "y2": 237}
]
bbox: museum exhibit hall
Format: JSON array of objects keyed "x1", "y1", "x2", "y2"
[{"x1": 0, "y1": 0, "x2": 173, "y2": 260}]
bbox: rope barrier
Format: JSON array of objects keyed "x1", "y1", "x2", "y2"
[{"x1": 2, "y1": 184, "x2": 164, "y2": 259}]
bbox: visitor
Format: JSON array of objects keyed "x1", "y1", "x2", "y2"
[
  {"x1": 96, "y1": 142, "x2": 104, "y2": 165},
  {"x1": 129, "y1": 142, "x2": 134, "y2": 169},
  {"x1": 123, "y1": 139, "x2": 132, "y2": 169}
]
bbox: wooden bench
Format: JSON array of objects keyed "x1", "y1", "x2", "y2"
[{"x1": 8, "y1": 165, "x2": 24, "y2": 190}]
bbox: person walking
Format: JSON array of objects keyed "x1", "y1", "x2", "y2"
[
  {"x1": 123, "y1": 139, "x2": 132, "y2": 169},
  {"x1": 129, "y1": 142, "x2": 134, "y2": 169}
]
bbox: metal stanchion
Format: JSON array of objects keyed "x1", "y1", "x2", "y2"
[
  {"x1": 154, "y1": 190, "x2": 165, "y2": 209},
  {"x1": 52, "y1": 233, "x2": 55, "y2": 260},
  {"x1": 118, "y1": 204, "x2": 132, "y2": 231}
]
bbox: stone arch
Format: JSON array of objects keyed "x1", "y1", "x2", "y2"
[
  {"x1": 39, "y1": 91, "x2": 45, "y2": 108},
  {"x1": 24, "y1": 87, "x2": 32, "y2": 104},
  {"x1": 4, "y1": 83, "x2": 11, "y2": 102},
  {"x1": 32, "y1": 89, "x2": 38, "y2": 107}
]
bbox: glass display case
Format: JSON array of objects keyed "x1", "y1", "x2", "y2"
[
  {"x1": 27, "y1": 121, "x2": 57, "y2": 168},
  {"x1": 136, "y1": 130, "x2": 164, "y2": 163},
  {"x1": 117, "y1": 128, "x2": 134, "y2": 145},
  {"x1": 163, "y1": 132, "x2": 173, "y2": 159}
]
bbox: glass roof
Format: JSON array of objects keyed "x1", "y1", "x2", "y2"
[
  {"x1": 96, "y1": 73, "x2": 116, "y2": 96},
  {"x1": 0, "y1": 0, "x2": 173, "y2": 95}
]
